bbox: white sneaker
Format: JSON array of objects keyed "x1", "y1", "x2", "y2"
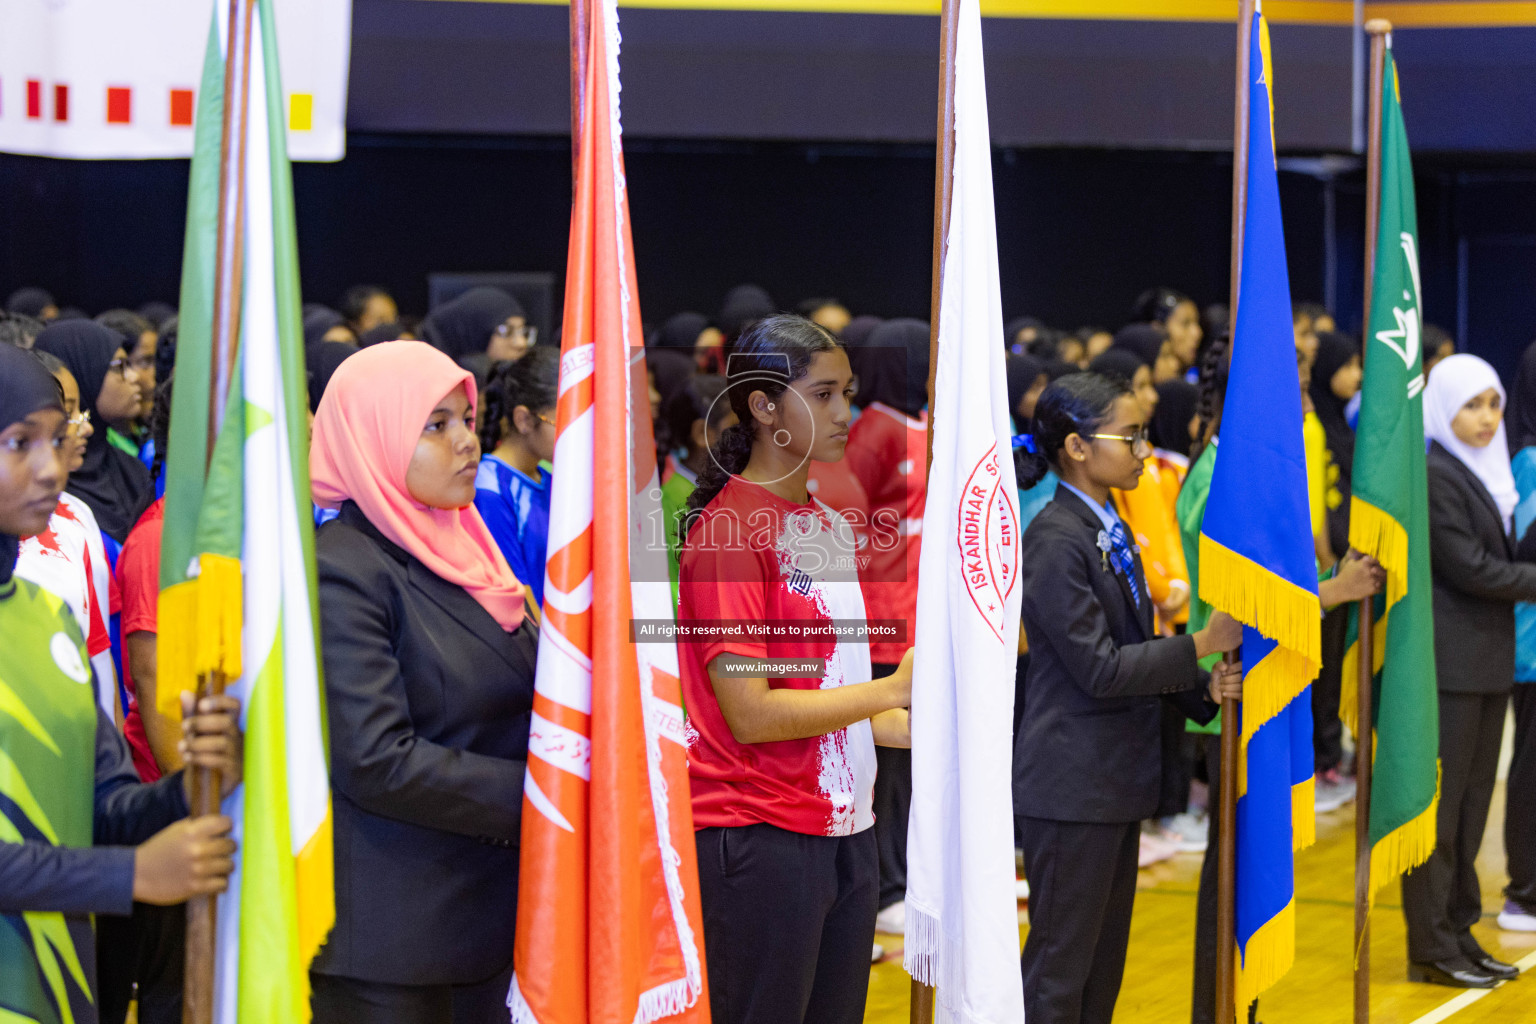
[
  {"x1": 1159, "y1": 812, "x2": 1210, "y2": 853},
  {"x1": 875, "y1": 901, "x2": 906, "y2": 935},
  {"x1": 1315, "y1": 771, "x2": 1357, "y2": 813},
  {"x1": 1498, "y1": 901, "x2": 1536, "y2": 932},
  {"x1": 871, "y1": 942, "x2": 885, "y2": 963}
]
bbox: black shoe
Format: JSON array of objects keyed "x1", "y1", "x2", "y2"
[
  {"x1": 1460, "y1": 944, "x2": 1520, "y2": 981},
  {"x1": 1408, "y1": 958, "x2": 1501, "y2": 988}
]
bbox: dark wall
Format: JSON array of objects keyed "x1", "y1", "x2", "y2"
[
  {"x1": 347, "y1": 1, "x2": 1536, "y2": 153},
  {"x1": 3, "y1": 139, "x2": 1533, "y2": 379},
  {"x1": 0, "y1": 138, "x2": 1324, "y2": 330}
]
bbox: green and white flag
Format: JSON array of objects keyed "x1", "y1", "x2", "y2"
[
  {"x1": 158, "y1": 1, "x2": 334, "y2": 1019},
  {"x1": 1343, "y1": 41, "x2": 1439, "y2": 904}
]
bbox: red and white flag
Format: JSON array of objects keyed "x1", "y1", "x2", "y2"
[
  {"x1": 904, "y1": 1, "x2": 1025, "y2": 1021},
  {"x1": 509, "y1": 1, "x2": 709, "y2": 1021}
]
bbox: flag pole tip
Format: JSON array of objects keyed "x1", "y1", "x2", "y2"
[{"x1": 1364, "y1": 18, "x2": 1393, "y2": 35}]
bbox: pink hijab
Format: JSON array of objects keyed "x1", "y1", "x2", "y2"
[{"x1": 311, "y1": 341, "x2": 525, "y2": 631}]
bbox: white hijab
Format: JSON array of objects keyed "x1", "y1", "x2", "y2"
[{"x1": 1424, "y1": 353, "x2": 1519, "y2": 530}]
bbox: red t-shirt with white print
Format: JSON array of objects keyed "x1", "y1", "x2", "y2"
[{"x1": 679, "y1": 477, "x2": 876, "y2": 837}]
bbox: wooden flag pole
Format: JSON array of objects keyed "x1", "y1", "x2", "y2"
[
  {"x1": 1353, "y1": 19, "x2": 1392, "y2": 1024},
  {"x1": 570, "y1": 0, "x2": 590, "y2": 184},
  {"x1": 184, "y1": 1, "x2": 257, "y2": 1021},
  {"x1": 1216, "y1": 4, "x2": 1256, "y2": 1024},
  {"x1": 913, "y1": 0, "x2": 958, "y2": 1020}
]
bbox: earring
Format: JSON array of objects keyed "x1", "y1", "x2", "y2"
[
  {"x1": 767, "y1": 403, "x2": 776, "y2": 411},
  {"x1": 773, "y1": 429, "x2": 791, "y2": 447}
]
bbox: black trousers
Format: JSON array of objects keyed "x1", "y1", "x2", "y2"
[
  {"x1": 96, "y1": 901, "x2": 186, "y2": 1024},
  {"x1": 870, "y1": 661, "x2": 909, "y2": 910},
  {"x1": 696, "y1": 823, "x2": 877, "y2": 1024},
  {"x1": 310, "y1": 959, "x2": 514, "y2": 1024},
  {"x1": 1402, "y1": 690, "x2": 1508, "y2": 963},
  {"x1": 1018, "y1": 816, "x2": 1139, "y2": 1024},
  {"x1": 1508, "y1": 685, "x2": 1536, "y2": 910},
  {"x1": 1312, "y1": 606, "x2": 1349, "y2": 774}
]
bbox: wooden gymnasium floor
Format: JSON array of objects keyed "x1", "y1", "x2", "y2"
[{"x1": 864, "y1": 781, "x2": 1536, "y2": 1023}]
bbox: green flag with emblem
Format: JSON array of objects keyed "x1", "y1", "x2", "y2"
[{"x1": 1343, "y1": 43, "x2": 1440, "y2": 904}]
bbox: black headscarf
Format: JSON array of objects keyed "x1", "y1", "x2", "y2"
[
  {"x1": 1043, "y1": 359, "x2": 1079, "y2": 382},
  {"x1": 302, "y1": 306, "x2": 353, "y2": 351},
  {"x1": 358, "y1": 321, "x2": 408, "y2": 348},
  {"x1": 652, "y1": 312, "x2": 709, "y2": 352},
  {"x1": 421, "y1": 287, "x2": 524, "y2": 362},
  {"x1": 1508, "y1": 339, "x2": 1536, "y2": 454},
  {"x1": 138, "y1": 301, "x2": 176, "y2": 329},
  {"x1": 1089, "y1": 347, "x2": 1147, "y2": 383},
  {"x1": 1152, "y1": 379, "x2": 1199, "y2": 458},
  {"x1": 32, "y1": 320, "x2": 153, "y2": 544},
  {"x1": 646, "y1": 347, "x2": 696, "y2": 413},
  {"x1": 717, "y1": 285, "x2": 775, "y2": 342},
  {"x1": 0, "y1": 345, "x2": 65, "y2": 584},
  {"x1": 5, "y1": 287, "x2": 55, "y2": 318},
  {"x1": 1005, "y1": 353, "x2": 1045, "y2": 433},
  {"x1": 307, "y1": 341, "x2": 360, "y2": 414},
  {"x1": 1112, "y1": 323, "x2": 1166, "y2": 368},
  {"x1": 841, "y1": 315, "x2": 883, "y2": 399},
  {"x1": 860, "y1": 318, "x2": 931, "y2": 418}
]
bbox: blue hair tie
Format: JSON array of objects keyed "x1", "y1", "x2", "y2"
[{"x1": 1011, "y1": 433, "x2": 1038, "y2": 454}]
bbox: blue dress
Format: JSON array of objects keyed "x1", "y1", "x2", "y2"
[{"x1": 474, "y1": 454, "x2": 553, "y2": 607}]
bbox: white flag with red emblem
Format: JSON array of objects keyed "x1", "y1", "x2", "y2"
[{"x1": 903, "y1": 1, "x2": 1025, "y2": 1021}]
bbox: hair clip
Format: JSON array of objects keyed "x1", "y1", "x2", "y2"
[{"x1": 1010, "y1": 433, "x2": 1038, "y2": 454}]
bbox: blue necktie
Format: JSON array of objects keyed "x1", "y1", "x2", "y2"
[{"x1": 1106, "y1": 521, "x2": 1141, "y2": 608}]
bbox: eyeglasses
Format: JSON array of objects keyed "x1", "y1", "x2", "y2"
[
  {"x1": 67, "y1": 409, "x2": 91, "y2": 434},
  {"x1": 129, "y1": 353, "x2": 156, "y2": 373},
  {"x1": 107, "y1": 357, "x2": 138, "y2": 379},
  {"x1": 535, "y1": 411, "x2": 556, "y2": 429},
  {"x1": 495, "y1": 323, "x2": 537, "y2": 345},
  {"x1": 1086, "y1": 426, "x2": 1151, "y2": 451}
]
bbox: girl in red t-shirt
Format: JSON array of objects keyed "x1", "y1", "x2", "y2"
[{"x1": 678, "y1": 314, "x2": 914, "y2": 1024}]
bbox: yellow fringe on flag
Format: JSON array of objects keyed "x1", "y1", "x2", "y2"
[
  {"x1": 1291, "y1": 775, "x2": 1316, "y2": 851},
  {"x1": 1342, "y1": 496, "x2": 1410, "y2": 733},
  {"x1": 155, "y1": 553, "x2": 244, "y2": 717},
  {"x1": 1197, "y1": 535, "x2": 1321, "y2": 744},
  {"x1": 294, "y1": 804, "x2": 336, "y2": 965},
  {"x1": 1348, "y1": 496, "x2": 1409, "y2": 605},
  {"x1": 1235, "y1": 897, "x2": 1295, "y2": 1014},
  {"x1": 1367, "y1": 766, "x2": 1440, "y2": 905}
]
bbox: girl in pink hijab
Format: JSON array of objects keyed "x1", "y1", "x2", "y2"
[{"x1": 308, "y1": 341, "x2": 537, "y2": 1022}]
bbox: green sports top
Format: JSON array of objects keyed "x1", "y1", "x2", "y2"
[{"x1": 0, "y1": 574, "x2": 101, "y2": 1024}]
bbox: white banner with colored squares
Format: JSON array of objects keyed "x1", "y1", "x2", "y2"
[{"x1": 0, "y1": 0, "x2": 351, "y2": 162}]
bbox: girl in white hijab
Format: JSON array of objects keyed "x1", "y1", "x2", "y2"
[
  {"x1": 1405, "y1": 351, "x2": 1536, "y2": 987},
  {"x1": 1424, "y1": 353, "x2": 1519, "y2": 530}
]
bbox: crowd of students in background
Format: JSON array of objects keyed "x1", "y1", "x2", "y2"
[{"x1": 1, "y1": 273, "x2": 1533, "y2": 1024}]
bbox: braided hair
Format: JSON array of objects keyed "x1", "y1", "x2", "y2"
[
  {"x1": 680, "y1": 313, "x2": 840, "y2": 545},
  {"x1": 478, "y1": 346, "x2": 559, "y2": 453},
  {"x1": 1190, "y1": 325, "x2": 1231, "y2": 462}
]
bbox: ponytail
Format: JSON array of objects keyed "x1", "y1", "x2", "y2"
[
  {"x1": 1191, "y1": 327, "x2": 1230, "y2": 462},
  {"x1": 681, "y1": 313, "x2": 840, "y2": 546},
  {"x1": 1016, "y1": 371, "x2": 1132, "y2": 490}
]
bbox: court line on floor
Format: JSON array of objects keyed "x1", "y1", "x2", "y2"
[{"x1": 1405, "y1": 948, "x2": 1536, "y2": 1024}]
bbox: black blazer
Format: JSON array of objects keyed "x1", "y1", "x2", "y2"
[
  {"x1": 1013, "y1": 486, "x2": 1215, "y2": 823},
  {"x1": 314, "y1": 503, "x2": 536, "y2": 986},
  {"x1": 1426, "y1": 442, "x2": 1536, "y2": 694}
]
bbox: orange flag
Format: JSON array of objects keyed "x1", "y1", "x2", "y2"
[{"x1": 508, "y1": 1, "x2": 709, "y2": 1022}]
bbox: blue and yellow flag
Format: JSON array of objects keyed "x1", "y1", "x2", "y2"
[{"x1": 1199, "y1": 6, "x2": 1323, "y2": 1014}]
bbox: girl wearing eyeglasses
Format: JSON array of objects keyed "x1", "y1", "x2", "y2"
[
  {"x1": 1012, "y1": 371, "x2": 1244, "y2": 1024},
  {"x1": 31, "y1": 321, "x2": 153, "y2": 546},
  {"x1": 474, "y1": 346, "x2": 559, "y2": 608}
]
